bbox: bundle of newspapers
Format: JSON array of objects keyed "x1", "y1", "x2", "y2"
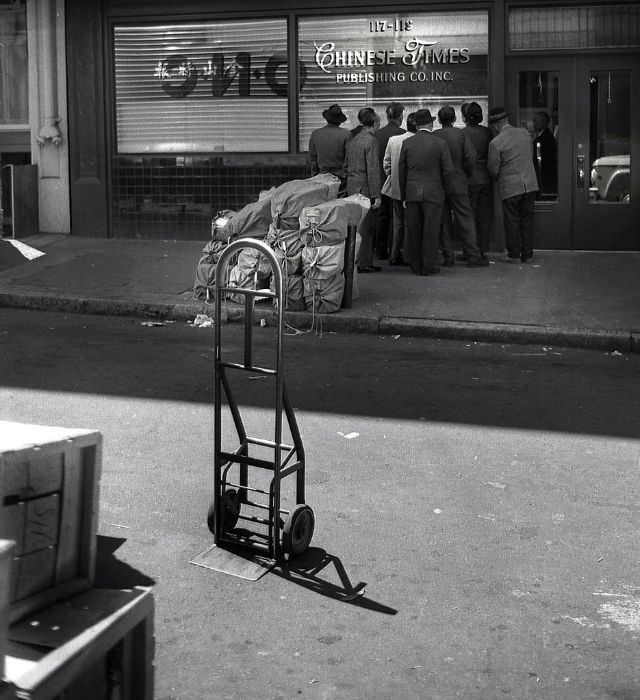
[{"x1": 193, "y1": 174, "x2": 370, "y2": 313}]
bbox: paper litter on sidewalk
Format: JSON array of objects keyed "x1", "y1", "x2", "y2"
[
  {"x1": 193, "y1": 314, "x2": 214, "y2": 328},
  {"x1": 7, "y1": 239, "x2": 46, "y2": 261}
]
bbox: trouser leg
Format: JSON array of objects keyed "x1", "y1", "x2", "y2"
[
  {"x1": 469, "y1": 184, "x2": 492, "y2": 255},
  {"x1": 439, "y1": 197, "x2": 455, "y2": 262},
  {"x1": 422, "y1": 201, "x2": 442, "y2": 271},
  {"x1": 501, "y1": 195, "x2": 522, "y2": 257},
  {"x1": 356, "y1": 208, "x2": 375, "y2": 267},
  {"x1": 375, "y1": 195, "x2": 392, "y2": 259},
  {"x1": 519, "y1": 191, "x2": 536, "y2": 258},
  {"x1": 448, "y1": 192, "x2": 481, "y2": 259},
  {"x1": 390, "y1": 199, "x2": 405, "y2": 261},
  {"x1": 404, "y1": 202, "x2": 422, "y2": 274}
]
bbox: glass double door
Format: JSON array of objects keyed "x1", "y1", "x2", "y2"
[{"x1": 507, "y1": 55, "x2": 639, "y2": 250}]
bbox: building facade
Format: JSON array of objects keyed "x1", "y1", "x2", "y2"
[{"x1": 8, "y1": 1, "x2": 640, "y2": 250}]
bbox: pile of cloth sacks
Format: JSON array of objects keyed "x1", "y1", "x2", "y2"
[{"x1": 193, "y1": 173, "x2": 370, "y2": 313}]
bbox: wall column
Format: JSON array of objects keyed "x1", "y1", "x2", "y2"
[{"x1": 27, "y1": 0, "x2": 70, "y2": 234}]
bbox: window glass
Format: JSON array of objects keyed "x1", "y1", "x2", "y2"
[
  {"x1": 0, "y1": 1, "x2": 28, "y2": 125},
  {"x1": 297, "y1": 12, "x2": 488, "y2": 150},
  {"x1": 113, "y1": 19, "x2": 288, "y2": 153},
  {"x1": 518, "y1": 72, "x2": 559, "y2": 200},
  {"x1": 589, "y1": 71, "x2": 631, "y2": 203}
]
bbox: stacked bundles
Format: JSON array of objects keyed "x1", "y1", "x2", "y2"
[
  {"x1": 193, "y1": 239, "x2": 229, "y2": 301},
  {"x1": 301, "y1": 242, "x2": 345, "y2": 314},
  {"x1": 266, "y1": 173, "x2": 341, "y2": 311},
  {"x1": 298, "y1": 194, "x2": 370, "y2": 313},
  {"x1": 194, "y1": 175, "x2": 368, "y2": 312},
  {"x1": 228, "y1": 246, "x2": 272, "y2": 304},
  {"x1": 194, "y1": 190, "x2": 274, "y2": 300},
  {"x1": 224, "y1": 188, "x2": 274, "y2": 241},
  {"x1": 299, "y1": 193, "x2": 370, "y2": 247}
]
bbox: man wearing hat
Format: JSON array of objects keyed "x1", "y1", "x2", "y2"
[
  {"x1": 346, "y1": 107, "x2": 382, "y2": 272},
  {"x1": 374, "y1": 101, "x2": 406, "y2": 261},
  {"x1": 308, "y1": 104, "x2": 350, "y2": 189},
  {"x1": 487, "y1": 106, "x2": 539, "y2": 263},
  {"x1": 398, "y1": 108, "x2": 456, "y2": 276},
  {"x1": 461, "y1": 101, "x2": 494, "y2": 259},
  {"x1": 434, "y1": 104, "x2": 488, "y2": 268}
]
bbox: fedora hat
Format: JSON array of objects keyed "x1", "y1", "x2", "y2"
[
  {"x1": 464, "y1": 101, "x2": 483, "y2": 123},
  {"x1": 488, "y1": 106, "x2": 509, "y2": 123},
  {"x1": 414, "y1": 108, "x2": 434, "y2": 126},
  {"x1": 322, "y1": 104, "x2": 347, "y2": 125}
]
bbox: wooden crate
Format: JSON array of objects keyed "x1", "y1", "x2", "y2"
[
  {"x1": 3, "y1": 586, "x2": 154, "y2": 700},
  {"x1": 0, "y1": 422, "x2": 102, "y2": 623}
]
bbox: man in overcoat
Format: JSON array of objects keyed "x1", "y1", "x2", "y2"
[
  {"x1": 382, "y1": 112, "x2": 417, "y2": 265},
  {"x1": 434, "y1": 105, "x2": 488, "y2": 267},
  {"x1": 374, "y1": 102, "x2": 405, "y2": 260},
  {"x1": 487, "y1": 106, "x2": 539, "y2": 262},
  {"x1": 398, "y1": 108, "x2": 455, "y2": 276},
  {"x1": 461, "y1": 101, "x2": 494, "y2": 258},
  {"x1": 346, "y1": 107, "x2": 382, "y2": 272},
  {"x1": 308, "y1": 104, "x2": 350, "y2": 190}
]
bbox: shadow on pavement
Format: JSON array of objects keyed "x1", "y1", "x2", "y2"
[
  {"x1": 94, "y1": 535, "x2": 156, "y2": 589},
  {"x1": 1, "y1": 310, "x2": 639, "y2": 439},
  {"x1": 272, "y1": 547, "x2": 397, "y2": 615}
]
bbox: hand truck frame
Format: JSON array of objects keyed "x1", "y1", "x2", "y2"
[{"x1": 208, "y1": 238, "x2": 315, "y2": 561}]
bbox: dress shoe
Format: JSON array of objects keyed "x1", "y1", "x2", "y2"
[
  {"x1": 420, "y1": 266, "x2": 441, "y2": 275},
  {"x1": 389, "y1": 258, "x2": 406, "y2": 266},
  {"x1": 358, "y1": 265, "x2": 374, "y2": 273},
  {"x1": 501, "y1": 254, "x2": 520, "y2": 264},
  {"x1": 467, "y1": 257, "x2": 490, "y2": 267}
]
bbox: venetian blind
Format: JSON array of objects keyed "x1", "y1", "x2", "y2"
[
  {"x1": 509, "y1": 4, "x2": 640, "y2": 50},
  {"x1": 114, "y1": 19, "x2": 289, "y2": 153}
]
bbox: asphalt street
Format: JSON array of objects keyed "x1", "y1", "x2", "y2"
[{"x1": 1, "y1": 309, "x2": 639, "y2": 700}]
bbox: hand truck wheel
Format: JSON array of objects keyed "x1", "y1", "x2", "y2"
[
  {"x1": 207, "y1": 488, "x2": 241, "y2": 535},
  {"x1": 282, "y1": 504, "x2": 315, "y2": 556}
]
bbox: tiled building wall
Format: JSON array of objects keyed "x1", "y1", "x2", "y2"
[{"x1": 112, "y1": 155, "x2": 310, "y2": 239}]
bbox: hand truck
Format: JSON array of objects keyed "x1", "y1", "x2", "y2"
[{"x1": 208, "y1": 238, "x2": 315, "y2": 561}]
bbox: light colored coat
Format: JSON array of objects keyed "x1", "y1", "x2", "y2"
[
  {"x1": 345, "y1": 130, "x2": 381, "y2": 199},
  {"x1": 488, "y1": 124, "x2": 539, "y2": 200},
  {"x1": 381, "y1": 131, "x2": 413, "y2": 200}
]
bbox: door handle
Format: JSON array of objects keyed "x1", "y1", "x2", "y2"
[{"x1": 576, "y1": 155, "x2": 585, "y2": 189}]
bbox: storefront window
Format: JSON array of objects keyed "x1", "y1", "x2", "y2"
[
  {"x1": 0, "y1": 1, "x2": 28, "y2": 125},
  {"x1": 297, "y1": 11, "x2": 488, "y2": 150},
  {"x1": 518, "y1": 71, "x2": 559, "y2": 201},
  {"x1": 113, "y1": 19, "x2": 289, "y2": 153}
]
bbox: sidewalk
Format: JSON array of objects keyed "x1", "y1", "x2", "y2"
[{"x1": 0, "y1": 234, "x2": 639, "y2": 352}]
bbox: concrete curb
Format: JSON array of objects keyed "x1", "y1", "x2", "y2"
[
  {"x1": 378, "y1": 317, "x2": 637, "y2": 352},
  {"x1": 1, "y1": 290, "x2": 637, "y2": 353}
]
